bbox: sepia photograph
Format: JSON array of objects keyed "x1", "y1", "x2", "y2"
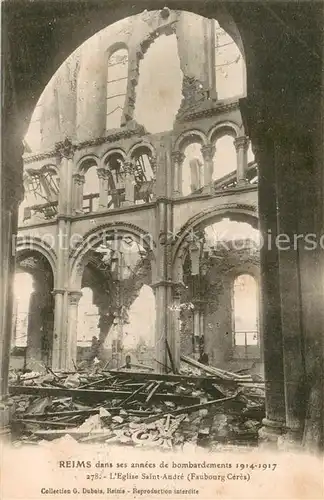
[{"x1": 0, "y1": 1, "x2": 323, "y2": 498}]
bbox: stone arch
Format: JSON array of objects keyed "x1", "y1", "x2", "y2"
[
  {"x1": 76, "y1": 155, "x2": 100, "y2": 174},
  {"x1": 128, "y1": 141, "x2": 156, "y2": 159},
  {"x1": 172, "y1": 203, "x2": 258, "y2": 281},
  {"x1": 69, "y1": 222, "x2": 156, "y2": 290},
  {"x1": 174, "y1": 129, "x2": 207, "y2": 151},
  {"x1": 105, "y1": 41, "x2": 129, "y2": 60},
  {"x1": 208, "y1": 121, "x2": 240, "y2": 143},
  {"x1": 102, "y1": 148, "x2": 126, "y2": 164},
  {"x1": 39, "y1": 163, "x2": 59, "y2": 175},
  {"x1": 15, "y1": 236, "x2": 57, "y2": 282}
]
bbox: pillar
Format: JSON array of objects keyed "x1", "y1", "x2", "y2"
[
  {"x1": 169, "y1": 283, "x2": 183, "y2": 373},
  {"x1": 254, "y1": 134, "x2": 287, "y2": 445},
  {"x1": 72, "y1": 173, "x2": 85, "y2": 213},
  {"x1": 234, "y1": 135, "x2": 249, "y2": 185},
  {"x1": 52, "y1": 138, "x2": 76, "y2": 371},
  {"x1": 153, "y1": 139, "x2": 177, "y2": 372},
  {"x1": 274, "y1": 135, "x2": 308, "y2": 446},
  {"x1": 66, "y1": 291, "x2": 82, "y2": 370},
  {"x1": 123, "y1": 160, "x2": 135, "y2": 206},
  {"x1": 153, "y1": 198, "x2": 169, "y2": 373},
  {"x1": 171, "y1": 151, "x2": 184, "y2": 196},
  {"x1": 201, "y1": 144, "x2": 215, "y2": 191},
  {"x1": 0, "y1": 130, "x2": 23, "y2": 437},
  {"x1": 97, "y1": 167, "x2": 108, "y2": 210},
  {"x1": 26, "y1": 289, "x2": 44, "y2": 369}
]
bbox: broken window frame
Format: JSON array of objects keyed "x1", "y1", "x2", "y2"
[
  {"x1": 232, "y1": 273, "x2": 260, "y2": 359},
  {"x1": 106, "y1": 48, "x2": 129, "y2": 131}
]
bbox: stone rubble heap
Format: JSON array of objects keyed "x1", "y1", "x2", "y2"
[{"x1": 9, "y1": 358, "x2": 265, "y2": 449}]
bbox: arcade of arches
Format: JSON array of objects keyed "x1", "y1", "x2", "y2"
[{"x1": 1, "y1": 3, "x2": 323, "y2": 451}]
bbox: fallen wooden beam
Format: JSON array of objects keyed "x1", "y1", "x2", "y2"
[
  {"x1": 105, "y1": 369, "x2": 259, "y2": 385},
  {"x1": 9, "y1": 385, "x2": 200, "y2": 405},
  {"x1": 13, "y1": 419, "x2": 76, "y2": 428},
  {"x1": 172, "y1": 393, "x2": 241, "y2": 415},
  {"x1": 180, "y1": 355, "x2": 253, "y2": 381},
  {"x1": 145, "y1": 382, "x2": 162, "y2": 403}
]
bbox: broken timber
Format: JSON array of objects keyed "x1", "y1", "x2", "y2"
[{"x1": 9, "y1": 385, "x2": 200, "y2": 405}]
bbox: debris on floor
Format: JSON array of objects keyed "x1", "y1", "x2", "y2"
[{"x1": 8, "y1": 357, "x2": 265, "y2": 449}]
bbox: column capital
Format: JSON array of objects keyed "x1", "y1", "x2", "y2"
[
  {"x1": 172, "y1": 282, "x2": 185, "y2": 299},
  {"x1": 171, "y1": 151, "x2": 185, "y2": 164},
  {"x1": 97, "y1": 167, "x2": 107, "y2": 179},
  {"x1": 55, "y1": 138, "x2": 76, "y2": 161},
  {"x1": 124, "y1": 160, "x2": 134, "y2": 175},
  {"x1": 201, "y1": 144, "x2": 215, "y2": 161},
  {"x1": 234, "y1": 135, "x2": 249, "y2": 151},
  {"x1": 72, "y1": 173, "x2": 85, "y2": 185},
  {"x1": 68, "y1": 290, "x2": 83, "y2": 305}
]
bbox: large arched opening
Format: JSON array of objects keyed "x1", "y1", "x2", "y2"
[
  {"x1": 11, "y1": 250, "x2": 55, "y2": 371},
  {"x1": 70, "y1": 227, "x2": 156, "y2": 370},
  {"x1": 173, "y1": 211, "x2": 261, "y2": 374}
]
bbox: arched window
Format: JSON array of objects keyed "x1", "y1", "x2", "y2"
[
  {"x1": 77, "y1": 288, "x2": 100, "y2": 347},
  {"x1": 233, "y1": 274, "x2": 259, "y2": 349},
  {"x1": 132, "y1": 147, "x2": 154, "y2": 183},
  {"x1": 181, "y1": 142, "x2": 204, "y2": 196},
  {"x1": 106, "y1": 48, "x2": 128, "y2": 130},
  {"x1": 83, "y1": 166, "x2": 99, "y2": 213},
  {"x1": 214, "y1": 20, "x2": 245, "y2": 100},
  {"x1": 212, "y1": 134, "x2": 237, "y2": 182},
  {"x1": 105, "y1": 152, "x2": 125, "y2": 209}
]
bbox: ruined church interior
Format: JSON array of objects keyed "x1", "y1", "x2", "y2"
[{"x1": 1, "y1": 1, "x2": 323, "y2": 453}]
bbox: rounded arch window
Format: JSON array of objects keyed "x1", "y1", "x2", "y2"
[
  {"x1": 106, "y1": 48, "x2": 129, "y2": 130},
  {"x1": 212, "y1": 134, "x2": 237, "y2": 182},
  {"x1": 181, "y1": 142, "x2": 204, "y2": 196},
  {"x1": 131, "y1": 146, "x2": 155, "y2": 183},
  {"x1": 233, "y1": 274, "x2": 258, "y2": 347},
  {"x1": 81, "y1": 161, "x2": 99, "y2": 213}
]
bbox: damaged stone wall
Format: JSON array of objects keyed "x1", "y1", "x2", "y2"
[
  {"x1": 180, "y1": 241, "x2": 260, "y2": 372},
  {"x1": 25, "y1": 9, "x2": 244, "y2": 152}
]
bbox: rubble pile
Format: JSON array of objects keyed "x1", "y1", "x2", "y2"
[{"x1": 9, "y1": 358, "x2": 265, "y2": 449}]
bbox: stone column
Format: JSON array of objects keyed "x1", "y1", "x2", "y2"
[
  {"x1": 123, "y1": 160, "x2": 135, "y2": 206},
  {"x1": 201, "y1": 144, "x2": 215, "y2": 191},
  {"x1": 52, "y1": 138, "x2": 76, "y2": 370},
  {"x1": 26, "y1": 290, "x2": 44, "y2": 369},
  {"x1": 171, "y1": 151, "x2": 184, "y2": 196},
  {"x1": 0, "y1": 133, "x2": 23, "y2": 437},
  {"x1": 65, "y1": 291, "x2": 82, "y2": 370},
  {"x1": 253, "y1": 134, "x2": 286, "y2": 445},
  {"x1": 153, "y1": 196, "x2": 169, "y2": 373},
  {"x1": 234, "y1": 136, "x2": 249, "y2": 185},
  {"x1": 97, "y1": 167, "x2": 108, "y2": 210},
  {"x1": 274, "y1": 136, "x2": 307, "y2": 446},
  {"x1": 169, "y1": 283, "x2": 183, "y2": 373},
  {"x1": 51, "y1": 289, "x2": 65, "y2": 370},
  {"x1": 153, "y1": 140, "x2": 177, "y2": 372},
  {"x1": 72, "y1": 173, "x2": 85, "y2": 213}
]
